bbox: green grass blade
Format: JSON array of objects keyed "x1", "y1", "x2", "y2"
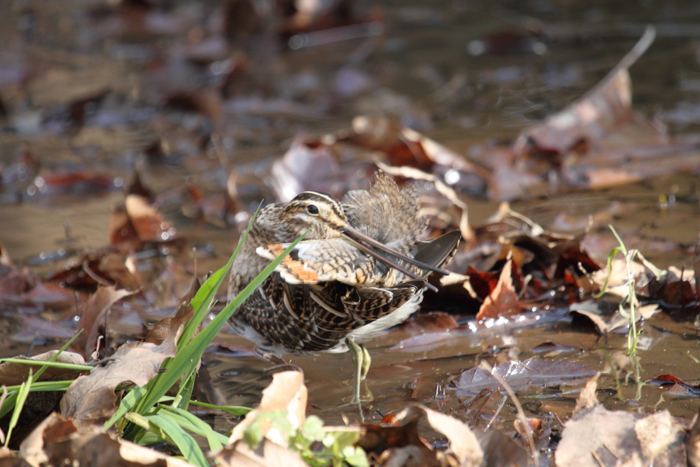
[
  {"x1": 593, "y1": 246, "x2": 621, "y2": 298},
  {"x1": 4, "y1": 370, "x2": 32, "y2": 448},
  {"x1": 156, "y1": 397, "x2": 250, "y2": 416},
  {"x1": 0, "y1": 381, "x2": 74, "y2": 419},
  {"x1": 1, "y1": 381, "x2": 73, "y2": 393},
  {"x1": 174, "y1": 367, "x2": 197, "y2": 410},
  {"x1": 0, "y1": 331, "x2": 84, "y2": 419},
  {"x1": 132, "y1": 230, "x2": 307, "y2": 418},
  {"x1": 0, "y1": 359, "x2": 93, "y2": 371},
  {"x1": 158, "y1": 405, "x2": 227, "y2": 450},
  {"x1": 179, "y1": 202, "x2": 262, "y2": 351},
  {"x1": 103, "y1": 386, "x2": 149, "y2": 432},
  {"x1": 187, "y1": 400, "x2": 251, "y2": 416},
  {"x1": 609, "y1": 224, "x2": 627, "y2": 256},
  {"x1": 146, "y1": 414, "x2": 208, "y2": 467},
  {"x1": 32, "y1": 330, "x2": 84, "y2": 382}
]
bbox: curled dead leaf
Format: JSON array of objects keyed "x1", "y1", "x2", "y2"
[
  {"x1": 71, "y1": 285, "x2": 136, "y2": 360},
  {"x1": 229, "y1": 371, "x2": 307, "y2": 446},
  {"x1": 20, "y1": 412, "x2": 192, "y2": 467},
  {"x1": 60, "y1": 331, "x2": 179, "y2": 432}
]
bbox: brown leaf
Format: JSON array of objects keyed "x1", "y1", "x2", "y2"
[
  {"x1": 401, "y1": 312, "x2": 458, "y2": 334},
  {"x1": 20, "y1": 412, "x2": 192, "y2": 467},
  {"x1": 143, "y1": 279, "x2": 198, "y2": 346},
  {"x1": 555, "y1": 405, "x2": 642, "y2": 467},
  {"x1": 0, "y1": 262, "x2": 75, "y2": 309},
  {"x1": 229, "y1": 371, "x2": 307, "y2": 446},
  {"x1": 453, "y1": 358, "x2": 596, "y2": 396},
  {"x1": 12, "y1": 315, "x2": 75, "y2": 344},
  {"x1": 0, "y1": 244, "x2": 13, "y2": 267},
  {"x1": 60, "y1": 332, "x2": 179, "y2": 432},
  {"x1": 217, "y1": 439, "x2": 307, "y2": 467},
  {"x1": 574, "y1": 373, "x2": 600, "y2": 414},
  {"x1": 71, "y1": 285, "x2": 135, "y2": 360},
  {"x1": 418, "y1": 407, "x2": 482, "y2": 466},
  {"x1": 48, "y1": 250, "x2": 141, "y2": 292},
  {"x1": 688, "y1": 411, "x2": 700, "y2": 467},
  {"x1": 514, "y1": 28, "x2": 655, "y2": 158},
  {"x1": 476, "y1": 259, "x2": 520, "y2": 321},
  {"x1": 634, "y1": 411, "x2": 684, "y2": 460},
  {"x1": 555, "y1": 405, "x2": 686, "y2": 467},
  {"x1": 126, "y1": 194, "x2": 177, "y2": 243},
  {"x1": 362, "y1": 405, "x2": 483, "y2": 467},
  {"x1": 32, "y1": 171, "x2": 115, "y2": 195},
  {"x1": 569, "y1": 300, "x2": 630, "y2": 335},
  {"x1": 109, "y1": 195, "x2": 182, "y2": 247},
  {"x1": 476, "y1": 429, "x2": 529, "y2": 467}
]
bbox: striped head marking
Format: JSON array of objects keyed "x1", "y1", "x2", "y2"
[{"x1": 282, "y1": 192, "x2": 347, "y2": 239}]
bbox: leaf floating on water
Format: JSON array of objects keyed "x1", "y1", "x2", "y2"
[
  {"x1": 453, "y1": 358, "x2": 596, "y2": 396},
  {"x1": 650, "y1": 374, "x2": 700, "y2": 396}
]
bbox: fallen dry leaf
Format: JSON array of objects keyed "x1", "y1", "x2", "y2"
[
  {"x1": 514, "y1": 27, "x2": 654, "y2": 157},
  {"x1": 71, "y1": 285, "x2": 136, "y2": 360},
  {"x1": 48, "y1": 250, "x2": 141, "y2": 292},
  {"x1": 217, "y1": 438, "x2": 307, "y2": 467},
  {"x1": 20, "y1": 412, "x2": 193, "y2": 467},
  {"x1": 229, "y1": 371, "x2": 307, "y2": 446},
  {"x1": 453, "y1": 358, "x2": 596, "y2": 396},
  {"x1": 476, "y1": 258, "x2": 520, "y2": 321},
  {"x1": 0, "y1": 262, "x2": 74, "y2": 309},
  {"x1": 11, "y1": 315, "x2": 75, "y2": 344},
  {"x1": 109, "y1": 194, "x2": 182, "y2": 247},
  {"x1": 556, "y1": 380, "x2": 687, "y2": 467},
  {"x1": 60, "y1": 330, "x2": 179, "y2": 432},
  {"x1": 359, "y1": 405, "x2": 483, "y2": 467},
  {"x1": 570, "y1": 300, "x2": 660, "y2": 334},
  {"x1": 476, "y1": 429, "x2": 529, "y2": 467},
  {"x1": 574, "y1": 373, "x2": 600, "y2": 413},
  {"x1": 688, "y1": 411, "x2": 700, "y2": 467}
]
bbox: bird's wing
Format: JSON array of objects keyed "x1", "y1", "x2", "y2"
[
  {"x1": 243, "y1": 275, "x2": 423, "y2": 352},
  {"x1": 256, "y1": 238, "x2": 392, "y2": 286}
]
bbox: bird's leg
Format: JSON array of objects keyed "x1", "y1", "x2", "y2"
[
  {"x1": 347, "y1": 338, "x2": 374, "y2": 404},
  {"x1": 347, "y1": 337, "x2": 363, "y2": 405},
  {"x1": 360, "y1": 344, "x2": 372, "y2": 381}
]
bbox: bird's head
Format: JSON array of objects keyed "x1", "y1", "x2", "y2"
[{"x1": 282, "y1": 192, "x2": 347, "y2": 239}]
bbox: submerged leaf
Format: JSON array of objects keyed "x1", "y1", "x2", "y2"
[{"x1": 453, "y1": 358, "x2": 596, "y2": 396}]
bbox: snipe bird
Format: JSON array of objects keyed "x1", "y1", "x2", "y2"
[{"x1": 227, "y1": 172, "x2": 460, "y2": 403}]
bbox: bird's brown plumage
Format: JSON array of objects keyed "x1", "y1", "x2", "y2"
[{"x1": 227, "y1": 172, "x2": 459, "y2": 354}]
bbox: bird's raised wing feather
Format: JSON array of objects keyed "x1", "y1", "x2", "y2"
[{"x1": 257, "y1": 238, "x2": 394, "y2": 286}]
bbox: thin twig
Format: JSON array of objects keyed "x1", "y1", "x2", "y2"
[{"x1": 479, "y1": 360, "x2": 539, "y2": 467}]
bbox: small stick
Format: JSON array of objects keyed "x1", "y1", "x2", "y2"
[{"x1": 479, "y1": 360, "x2": 539, "y2": 467}]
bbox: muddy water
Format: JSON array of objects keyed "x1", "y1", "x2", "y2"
[{"x1": 1, "y1": 0, "x2": 700, "y2": 442}]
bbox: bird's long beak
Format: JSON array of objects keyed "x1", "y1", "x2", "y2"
[{"x1": 342, "y1": 224, "x2": 452, "y2": 292}]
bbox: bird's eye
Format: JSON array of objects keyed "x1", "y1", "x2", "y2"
[{"x1": 307, "y1": 205, "x2": 319, "y2": 215}]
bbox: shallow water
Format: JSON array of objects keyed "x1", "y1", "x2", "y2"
[{"x1": 1, "y1": 0, "x2": 700, "y2": 448}]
